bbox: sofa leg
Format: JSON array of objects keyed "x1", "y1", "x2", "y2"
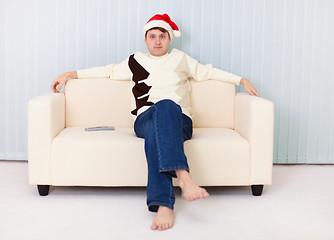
[
  {"x1": 37, "y1": 185, "x2": 50, "y2": 196},
  {"x1": 251, "y1": 185, "x2": 263, "y2": 196}
]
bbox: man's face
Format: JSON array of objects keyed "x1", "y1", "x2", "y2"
[{"x1": 145, "y1": 29, "x2": 171, "y2": 56}]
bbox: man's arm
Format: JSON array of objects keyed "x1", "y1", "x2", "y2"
[
  {"x1": 184, "y1": 52, "x2": 259, "y2": 97},
  {"x1": 51, "y1": 57, "x2": 132, "y2": 93},
  {"x1": 51, "y1": 71, "x2": 78, "y2": 93}
]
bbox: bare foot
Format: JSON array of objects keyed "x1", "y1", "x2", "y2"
[
  {"x1": 175, "y1": 170, "x2": 209, "y2": 201},
  {"x1": 151, "y1": 206, "x2": 175, "y2": 231}
]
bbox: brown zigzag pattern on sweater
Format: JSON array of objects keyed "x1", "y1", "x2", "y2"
[{"x1": 128, "y1": 54, "x2": 154, "y2": 115}]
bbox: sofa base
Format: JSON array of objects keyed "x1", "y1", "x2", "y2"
[{"x1": 36, "y1": 184, "x2": 265, "y2": 197}]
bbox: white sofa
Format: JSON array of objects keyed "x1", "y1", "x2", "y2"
[{"x1": 28, "y1": 78, "x2": 274, "y2": 196}]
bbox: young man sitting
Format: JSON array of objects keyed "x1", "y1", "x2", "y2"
[{"x1": 51, "y1": 13, "x2": 259, "y2": 231}]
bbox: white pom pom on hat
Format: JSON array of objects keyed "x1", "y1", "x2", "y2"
[
  {"x1": 143, "y1": 13, "x2": 181, "y2": 40},
  {"x1": 173, "y1": 29, "x2": 181, "y2": 38}
]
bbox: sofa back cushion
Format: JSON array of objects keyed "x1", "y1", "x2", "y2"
[
  {"x1": 190, "y1": 80, "x2": 235, "y2": 128},
  {"x1": 65, "y1": 78, "x2": 235, "y2": 128}
]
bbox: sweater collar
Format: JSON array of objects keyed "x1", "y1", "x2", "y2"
[{"x1": 148, "y1": 52, "x2": 169, "y2": 59}]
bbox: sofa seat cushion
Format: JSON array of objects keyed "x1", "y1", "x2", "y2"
[
  {"x1": 184, "y1": 128, "x2": 250, "y2": 185},
  {"x1": 51, "y1": 127, "x2": 250, "y2": 186},
  {"x1": 51, "y1": 127, "x2": 147, "y2": 186}
]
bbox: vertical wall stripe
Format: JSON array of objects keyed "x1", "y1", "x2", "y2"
[
  {"x1": 326, "y1": 0, "x2": 334, "y2": 164},
  {"x1": 0, "y1": 0, "x2": 5, "y2": 160},
  {"x1": 0, "y1": 0, "x2": 333, "y2": 163}
]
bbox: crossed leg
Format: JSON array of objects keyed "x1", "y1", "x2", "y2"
[{"x1": 134, "y1": 100, "x2": 209, "y2": 231}]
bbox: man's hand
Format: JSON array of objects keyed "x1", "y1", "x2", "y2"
[
  {"x1": 51, "y1": 71, "x2": 78, "y2": 93},
  {"x1": 240, "y1": 78, "x2": 260, "y2": 97}
]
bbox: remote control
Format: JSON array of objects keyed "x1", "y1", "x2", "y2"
[{"x1": 85, "y1": 126, "x2": 115, "y2": 131}]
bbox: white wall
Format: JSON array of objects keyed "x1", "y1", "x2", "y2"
[{"x1": 0, "y1": 0, "x2": 333, "y2": 163}]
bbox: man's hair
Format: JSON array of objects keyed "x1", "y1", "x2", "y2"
[{"x1": 145, "y1": 27, "x2": 171, "y2": 39}]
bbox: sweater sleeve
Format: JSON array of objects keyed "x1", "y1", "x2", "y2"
[
  {"x1": 77, "y1": 57, "x2": 132, "y2": 80},
  {"x1": 185, "y1": 53, "x2": 241, "y2": 85}
]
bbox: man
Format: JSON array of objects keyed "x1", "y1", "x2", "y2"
[{"x1": 51, "y1": 14, "x2": 259, "y2": 231}]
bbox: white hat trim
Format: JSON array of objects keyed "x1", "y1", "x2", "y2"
[{"x1": 143, "y1": 20, "x2": 173, "y2": 39}]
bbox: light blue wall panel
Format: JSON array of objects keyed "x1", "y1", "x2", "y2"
[{"x1": 0, "y1": 0, "x2": 333, "y2": 163}]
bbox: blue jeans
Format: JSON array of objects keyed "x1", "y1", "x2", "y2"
[{"x1": 134, "y1": 99, "x2": 193, "y2": 212}]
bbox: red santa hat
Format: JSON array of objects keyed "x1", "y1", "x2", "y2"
[{"x1": 143, "y1": 13, "x2": 181, "y2": 40}]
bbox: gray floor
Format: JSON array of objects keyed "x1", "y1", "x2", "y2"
[{"x1": 0, "y1": 161, "x2": 333, "y2": 240}]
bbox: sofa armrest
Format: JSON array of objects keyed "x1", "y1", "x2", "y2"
[
  {"x1": 28, "y1": 93, "x2": 65, "y2": 184},
  {"x1": 234, "y1": 93, "x2": 274, "y2": 185}
]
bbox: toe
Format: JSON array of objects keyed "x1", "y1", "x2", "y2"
[
  {"x1": 194, "y1": 192, "x2": 201, "y2": 200},
  {"x1": 151, "y1": 222, "x2": 158, "y2": 230}
]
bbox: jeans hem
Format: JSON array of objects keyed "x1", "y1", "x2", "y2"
[
  {"x1": 148, "y1": 202, "x2": 174, "y2": 212},
  {"x1": 160, "y1": 166, "x2": 189, "y2": 172},
  {"x1": 160, "y1": 166, "x2": 189, "y2": 178}
]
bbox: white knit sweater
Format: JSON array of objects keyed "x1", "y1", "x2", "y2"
[{"x1": 77, "y1": 48, "x2": 241, "y2": 118}]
